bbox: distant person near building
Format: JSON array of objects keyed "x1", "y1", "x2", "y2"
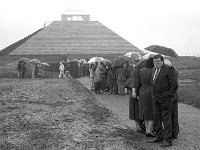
[
  {"x1": 59, "y1": 61, "x2": 65, "y2": 78},
  {"x1": 17, "y1": 61, "x2": 22, "y2": 79},
  {"x1": 35, "y1": 64, "x2": 39, "y2": 78},
  {"x1": 65, "y1": 62, "x2": 72, "y2": 78},
  {"x1": 17, "y1": 61, "x2": 26, "y2": 79}
]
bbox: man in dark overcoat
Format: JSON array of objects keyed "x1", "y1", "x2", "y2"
[{"x1": 150, "y1": 54, "x2": 178, "y2": 148}]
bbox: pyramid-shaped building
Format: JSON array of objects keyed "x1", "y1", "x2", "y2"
[{"x1": 0, "y1": 12, "x2": 144, "y2": 62}]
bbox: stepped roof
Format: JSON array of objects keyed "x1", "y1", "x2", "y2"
[{"x1": 1, "y1": 21, "x2": 144, "y2": 56}]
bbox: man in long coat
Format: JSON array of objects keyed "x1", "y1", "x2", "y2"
[{"x1": 150, "y1": 54, "x2": 178, "y2": 148}]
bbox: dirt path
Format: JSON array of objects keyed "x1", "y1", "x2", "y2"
[{"x1": 78, "y1": 76, "x2": 200, "y2": 150}]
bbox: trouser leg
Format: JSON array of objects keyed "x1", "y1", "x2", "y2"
[
  {"x1": 161, "y1": 98, "x2": 173, "y2": 143},
  {"x1": 32, "y1": 70, "x2": 35, "y2": 79},
  {"x1": 121, "y1": 81, "x2": 125, "y2": 95},
  {"x1": 117, "y1": 80, "x2": 121, "y2": 95},
  {"x1": 18, "y1": 72, "x2": 21, "y2": 79},
  {"x1": 97, "y1": 82, "x2": 101, "y2": 93},
  {"x1": 94, "y1": 82, "x2": 98, "y2": 93},
  {"x1": 109, "y1": 82, "x2": 114, "y2": 94},
  {"x1": 59, "y1": 71, "x2": 61, "y2": 78},
  {"x1": 22, "y1": 71, "x2": 25, "y2": 78},
  {"x1": 154, "y1": 101, "x2": 163, "y2": 140},
  {"x1": 113, "y1": 79, "x2": 118, "y2": 94},
  {"x1": 172, "y1": 100, "x2": 179, "y2": 138}
]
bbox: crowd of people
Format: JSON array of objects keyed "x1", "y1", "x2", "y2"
[
  {"x1": 17, "y1": 61, "x2": 26, "y2": 79},
  {"x1": 17, "y1": 60, "x2": 47, "y2": 79},
  {"x1": 89, "y1": 54, "x2": 179, "y2": 148},
  {"x1": 59, "y1": 61, "x2": 72, "y2": 79},
  {"x1": 17, "y1": 55, "x2": 179, "y2": 147}
]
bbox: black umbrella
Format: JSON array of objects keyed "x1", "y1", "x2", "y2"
[
  {"x1": 145, "y1": 45, "x2": 178, "y2": 58},
  {"x1": 112, "y1": 55, "x2": 130, "y2": 68},
  {"x1": 145, "y1": 45, "x2": 159, "y2": 51}
]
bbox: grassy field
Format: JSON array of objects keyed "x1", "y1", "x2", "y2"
[
  {"x1": 0, "y1": 56, "x2": 200, "y2": 109},
  {"x1": 171, "y1": 56, "x2": 200, "y2": 108}
]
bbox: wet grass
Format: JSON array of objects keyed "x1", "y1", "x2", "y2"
[{"x1": 0, "y1": 78, "x2": 142, "y2": 149}]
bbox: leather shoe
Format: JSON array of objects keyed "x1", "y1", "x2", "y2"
[
  {"x1": 172, "y1": 135, "x2": 178, "y2": 139},
  {"x1": 160, "y1": 141, "x2": 172, "y2": 148},
  {"x1": 146, "y1": 133, "x2": 155, "y2": 138},
  {"x1": 149, "y1": 139, "x2": 163, "y2": 143}
]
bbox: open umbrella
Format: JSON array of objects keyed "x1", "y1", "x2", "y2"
[
  {"x1": 78, "y1": 59, "x2": 87, "y2": 64},
  {"x1": 101, "y1": 59, "x2": 111, "y2": 63},
  {"x1": 18, "y1": 58, "x2": 29, "y2": 62},
  {"x1": 112, "y1": 55, "x2": 130, "y2": 68},
  {"x1": 145, "y1": 45, "x2": 178, "y2": 58},
  {"x1": 88, "y1": 57, "x2": 104, "y2": 63},
  {"x1": 29, "y1": 58, "x2": 41, "y2": 64},
  {"x1": 124, "y1": 52, "x2": 142, "y2": 60},
  {"x1": 142, "y1": 53, "x2": 155, "y2": 60},
  {"x1": 145, "y1": 45, "x2": 159, "y2": 51},
  {"x1": 164, "y1": 59, "x2": 172, "y2": 66},
  {"x1": 40, "y1": 62, "x2": 50, "y2": 66}
]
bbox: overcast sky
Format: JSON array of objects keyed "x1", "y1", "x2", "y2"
[{"x1": 1, "y1": 0, "x2": 200, "y2": 56}]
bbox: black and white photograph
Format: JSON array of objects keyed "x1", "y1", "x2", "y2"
[{"x1": 0, "y1": 0, "x2": 200, "y2": 149}]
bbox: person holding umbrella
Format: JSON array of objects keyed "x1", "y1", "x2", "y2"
[
  {"x1": 94, "y1": 62, "x2": 104, "y2": 94},
  {"x1": 17, "y1": 61, "x2": 26, "y2": 79},
  {"x1": 89, "y1": 63, "x2": 95, "y2": 90},
  {"x1": 29, "y1": 59, "x2": 41, "y2": 79}
]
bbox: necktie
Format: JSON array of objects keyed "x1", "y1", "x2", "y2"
[{"x1": 153, "y1": 69, "x2": 160, "y2": 83}]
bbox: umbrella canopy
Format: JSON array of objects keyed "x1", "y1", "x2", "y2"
[
  {"x1": 78, "y1": 59, "x2": 87, "y2": 64},
  {"x1": 29, "y1": 58, "x2": 41, "y2": 64},
  {"x1": 142, "y1": 53, "x2": 155, "y2": 60},
  {"x1": 145, "y1": 45, "x2": 159, "y2": 51},
  {"x1": 40, "y1": 62, "x2": 50, "y2": 66},
  {"x1": 112, "y1": 55, "x2": 130, "y2": 68},
  {"x1": 101, "y1": 59, "x2": 112, "y2": 66},
  {"x1": 88, "y1": 57, "x2": 104, "y2": 63},
  {"x1": 18, "y1": 58, "x2": 29, "y2": 62},
  {"x1": 145, "y1": 45, "x2": 178, "y2": 58},
  {"x1": 102, "y1": 59, "x2": 111, "y2": 63},
  {"x1": 164, "y1": 59, "x2": 172, "y2": 66},
  {"x1": 124, "y1": 52, "x2": 142, "y2": 60}
]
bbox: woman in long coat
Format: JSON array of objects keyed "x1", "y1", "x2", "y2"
[
  {"x1": 136, "y1": 58, "x2": 154, "y2": 136},
  {"x1": 126, "y1": 61, "x2": 145, "y2": 133}
]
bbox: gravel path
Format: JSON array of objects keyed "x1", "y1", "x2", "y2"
[{"x1": 78, "y1": 76, "x2": 200, "y2": 150}]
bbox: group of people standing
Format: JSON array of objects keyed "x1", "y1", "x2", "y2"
[
  {"x1": 128, "y1": 54, "x2": 179, "y2": 148},
  {"x1": 89, "y1": 60, "x2": 139, "y2": 95},
  {"x1": 59, "y1": 61, "x2": 72, "y2": 79},
  {"x1": 89, "y1": 54, "x2": 179, "y2": 148},
  {"x1": 17, "y1": 61, "x2": 44, "y2": 79},
  {"x1": 17, "y1": 61, "x2": 26, "y2": 79}
]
